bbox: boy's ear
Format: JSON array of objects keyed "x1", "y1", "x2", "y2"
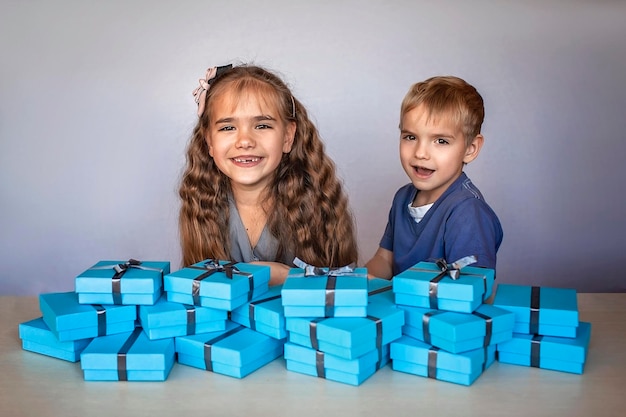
[
  {"x1": 463, "y1": 134, "x2": 484, "y2": 164},
  {"x1": 283, "y1": 121, "x2": 296, "y2": 153}
]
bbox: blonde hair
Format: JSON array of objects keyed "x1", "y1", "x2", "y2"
[
  {"x1": 401, "y1": 76, "x2": 484, "y2": 145},
  {"x1": 179, "y1": 65, "x2": 358, "y2": 268}
]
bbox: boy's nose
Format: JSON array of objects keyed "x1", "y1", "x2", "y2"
[{"x1": 414, "y1": 141, "x2": 429, "y2": 159}]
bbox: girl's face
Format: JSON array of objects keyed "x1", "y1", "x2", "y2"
[{"x1": 206, "y1": 89, "x2": 296, "y2": 193}]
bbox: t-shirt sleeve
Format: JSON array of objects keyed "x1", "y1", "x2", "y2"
[{"x1": 444, "y1": 199, "x2": 503, "y2": 269}]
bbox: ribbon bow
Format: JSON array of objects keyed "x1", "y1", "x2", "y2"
[
  {"x1": 292, "y1": 257, "x2": 357, "y2": 277},
  {"x1": 192, "y1": 259, "x2": 240, "y2": 279},
  {"x1": 192, "y1": 64, "x2": 233, "y2": 117},
  {"x1": 112, "y1": 258, "x2": 143, "y2": 275},
  {"x1": 433, "y1": 255, "x2": 477, "y2": 280}
]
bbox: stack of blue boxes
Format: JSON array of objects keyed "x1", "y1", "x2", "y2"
[
  {"x1": 280, "y1": 260, "x2": 405, "y2": 386},
  {"x1": 493, "y1": 284, "x2": 591, "y2": 374},
  {"x1": 389, "y1": 257, "x2": 515, "y2": 386},
  {"x1": 17, "y1": 257, "x2": 593, "y2": 385},
  {"x1": 18, "y1": 258, "x2": 286, "y2": 381}
]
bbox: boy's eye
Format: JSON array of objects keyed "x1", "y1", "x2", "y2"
[
  {"x1": 402, "y1": 134, "x2": 416, "y2": 141},
  {"x1": 255, "y1": 124, "x2": 272, "y2": 129},
  {"x1": 436, "y1": 138, "x2": 449, "y2": 145}
]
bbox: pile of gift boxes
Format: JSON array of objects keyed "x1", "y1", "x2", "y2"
[{"x1": 18, "y1": 256, "x2": 592, "y2": 385}]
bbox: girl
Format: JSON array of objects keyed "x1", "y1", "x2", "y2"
[{"x1": 179, "y1": 64, "x2": 358, "y2": 285}]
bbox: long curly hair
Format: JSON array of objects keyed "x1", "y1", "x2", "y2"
[{"x1": 179, "y1": 64, "x2": 358, "y2": 268}]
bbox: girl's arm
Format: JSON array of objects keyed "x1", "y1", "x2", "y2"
[{"x1": 250, "y1": 261, "x2": 291, "y2": 286}]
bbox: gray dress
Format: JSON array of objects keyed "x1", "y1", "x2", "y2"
[{"x1": 228, "y1": 197, "x2": 295, "y2": 266}]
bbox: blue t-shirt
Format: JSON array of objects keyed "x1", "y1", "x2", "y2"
[{"x1": 380, "y1": 173, "x2": 503, "y2": 276}]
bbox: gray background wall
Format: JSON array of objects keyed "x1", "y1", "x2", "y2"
[{"x1": 2, "y1": 1, "x2": 625, "y2": 295}]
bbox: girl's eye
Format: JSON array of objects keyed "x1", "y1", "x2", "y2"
[
  {"x1": 255, "y1": 124, "x2": 272, "y2": 129},
  {"x1": 217, "y1": 125, "x2": 235, "y2": 132},
  {"x1": 402, "y1": 134, "x2": 416, "y2": 141}
]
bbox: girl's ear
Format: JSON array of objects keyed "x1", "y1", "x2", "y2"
[
  {"x1": 205, "y1": 132, "x2": 214, "y2": 157},
  {"x1": 463, "y1": 134, "x2": 484, "y2": 164},
  {"x1": 283, "y1": 121, "x2": 296, "y2": 153}
]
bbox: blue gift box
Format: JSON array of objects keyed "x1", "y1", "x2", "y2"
[
  {"x1": 164, "y1": 259, "x2": 270, "y2": 311},
  {"x1": 497, "y1": 321, "x2": 591, "y2": 374},
  {"x1": 400, "y1": 303, "x2": 515, "y2": 353},
  {"x1": 230, "y1": 285, "x2": 286, "y2": 339},
  {"x1": 492, "y1": 284, "x2": 579, "y2": 337},
  {"x1": 138, "y1": 295, "x2": 227, "y2": 340},
  {"x1": 175, "y1": 321, "x2": 285, "y2": 378},
  {"x1": 284, "y1": 342, "x2": 390, "y2": 386},
  {"x1": 281, "y1": 266, "x2": 369, "y2": 318},
  {"x1": 393, "y1": 260, "x2": 495, "y2": 314},
  {"x1": 80, "y1": 327, "x2": 176, "y2": 381},
  {"x1": 285, "y1": 292, "x2": 404, "y2": 360},
  {"x1": 367, "y1": 278, "x2": 394, "y2": 303},
  {"x1": 19, "y1": 317, "x2": 92, "y2": 362},
  {"x1": 39, "y1": 291, "x2": 136, "y2": 341},
  {"x1": 75, "y1": 259, "x2": 170, "y2": 305},
  {"x1": 391, "y1": 334, "x2": 496, "y2": 386}
]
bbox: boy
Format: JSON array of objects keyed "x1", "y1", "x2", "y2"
[{"x1": 366, "y1": 76, "x2": 503, "y2": 279}]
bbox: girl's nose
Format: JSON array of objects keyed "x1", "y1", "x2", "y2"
[{"x1": 235, "y1": 129, "x2": 255, "y2": 149}]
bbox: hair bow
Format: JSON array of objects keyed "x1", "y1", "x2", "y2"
[{"x1": 192, "y1": 64, "x2": 233, "y2": 117}]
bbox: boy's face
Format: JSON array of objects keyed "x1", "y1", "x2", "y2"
[{"x1": 399, "y1": 104, "x2": 482, "y2": 206}]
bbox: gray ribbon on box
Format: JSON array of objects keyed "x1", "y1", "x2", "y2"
[
  {"x1": 203, "y1": 326, "x2": 245, "y2": 371},
  {"x1": 315, "y1": 351, "x2": 325, "y2": 378},
  {"x1": 481, "y1": 346, "x2": 488, "y2": 372},
  {"x1": 308, "y1": 318, "x2": 326, "y2": 350},
  {"x1": 183, "y1": 304, "x2": 196, "y2": 335},
  {"x1": 421, "y1": 310, "x2": 444, "y2": 346},
  {"x1": 93, "y1": 305, "x2": 107, "y2": 337},
  {"x1": 89, "y1": 259, "x2": 165, "y2": 305},
  {"x1": 368, "y1": 285, "x2": 392, "y2": 296},
  {"x1": 530, "y1": 334, "x2": 543, "y2": 368},
  {"x1": 427, "y1": 347, "x2": 440, "y2": 379},
  {"x1": 292, "y1": 257, "x2": 362, "y2": 317},
  {"x1": 472, "y1": 310, "x2": 493, "y2": 347},
  {"x1": 408, "y1": 255, "x2": 482, "y2": 310},
  {"x1": 366, "y1": 315, "x2": 383, "y2": 370},
  {"x1": 248, "y1": 294, "x2": 281, "y2": 331},
  {"x1": 530, "y1": 286, "x2": 541, "y2": 335},
  {"x1": 117, "y1": 327, "x2": 143, "y2": 381},
  {"x1": 187, "y1": 259, "x2": 253, "y2": 306}
]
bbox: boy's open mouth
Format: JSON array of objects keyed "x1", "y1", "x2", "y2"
[{"x1": 414, "y1": 166, "x2": 434, "y2": 176}]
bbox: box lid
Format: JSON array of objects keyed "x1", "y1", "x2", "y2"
[
  {"x1": 80, "y1": 327, "x2": 175, "y2": 372},
  {"x1": 230, "y1": 285, "x2": 285, "y2": 330},
  {"x1": 75, "y1": 260, "x2": 169, "y2": 295},
  {"x1": 497, "y1": 321, "x2": 591, "y2": 363},
  {"x1": 286, "y1": 297, "x2": 404, "y2": 350},
  {"x1": 163, "y1": 260, "x2": 270, "y2": 301},
  {"x1": 39, "y1": 291, "x2": 136, "y2": 332},
  {"x1": 281, "y1": 273, "x2": 368, "y2": 307},
  {"x1": 139, "y1": 294, "x2": 227, "y2": 328},
  {"x1": 284, "y1": 342, "x2": 381, "y2": 375},
  {"x1": 400, "y1": 303, "x2": 515, "y2": 344},
  {"x1": 393, "y1": 261, "x2": 494, "y2": 304},
  {"x1": 19, "y1": 317, "x2": 93, "y2": 351},
  {"x1": 493, "y1": 284, "x2": 579, "y2": 329},
  {"x1": 390, "y1": 334, "x2": 492, "y2": 375},
  {"x1": 174, "y1": 321, "x2": 284, "y2": 367}
]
